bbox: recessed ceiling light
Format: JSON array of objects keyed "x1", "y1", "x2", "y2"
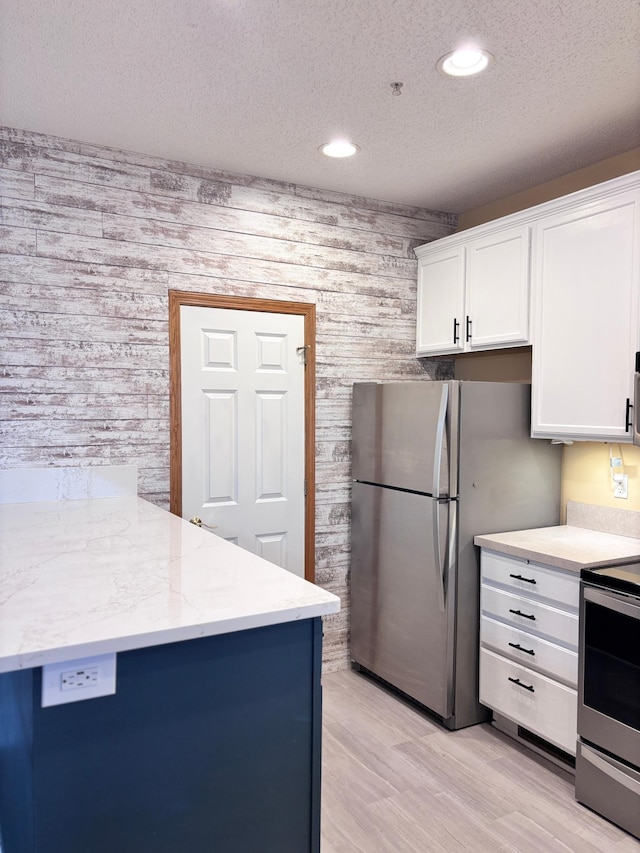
[
  {"x1": 319, "y1": 140, "x2": 360, "y2": 158},
  {"x1": 436, "y1": 48, "x2": 493, "y2": 77}
]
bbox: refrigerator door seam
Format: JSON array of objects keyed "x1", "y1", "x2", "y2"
[{"x1": 352, "y1": 479, "x2": 433, "y2": 497}]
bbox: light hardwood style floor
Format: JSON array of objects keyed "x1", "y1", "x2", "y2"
[{"x1": 321, "y1": 669, "x2": 639, "y2": 853}]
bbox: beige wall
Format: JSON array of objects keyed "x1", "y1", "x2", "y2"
[
  {"x1": 453, "y1": 348, "x2": 531, "y2": 382},
  {"x1": 0, "y1": 125, "x2": 456, "y2": 671},
  {"x1": 562, "y1": 443, "x2": 640, "y2": 517},
  {"x1": 457, "y1": 148, "x2": 640, "y2": 231}
]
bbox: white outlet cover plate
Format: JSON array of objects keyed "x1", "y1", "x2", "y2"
[
  {"x1": 613, "y1": 473, "x2": 629, "y2": 499},
  {"x1": 42, "y1": 652, "x2": 117, "y2": 707}
]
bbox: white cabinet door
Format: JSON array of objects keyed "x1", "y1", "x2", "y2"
[
  {"x1": 466, "y1": 225, "x2": 530, "y2": 350},
  {"x1": 480, "y1": 550, "x2": 579, "y2": 609},
  {"x1": 531, "y1": 190, "x2": 640, "y2": 441},
  {"x1": 416, "y1": 246, "x2": 465, "y2": 354},
  {"x1": 481, "y1": 616, "x2": 578, "y2": 687},
  {"x1": 480, "y1": 648, "x2": 577, "y2": 755}
]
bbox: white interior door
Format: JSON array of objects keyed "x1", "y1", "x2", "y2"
[{"x1": 180, "y1": 305, "x2": 306, "y2": 576}]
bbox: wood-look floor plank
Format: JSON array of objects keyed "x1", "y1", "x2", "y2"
[
  {"x1": 323, "y1": 669, "x2": 441, "y2": 747},
  {"x1": 321, "y1": 669, "x2": 639, "y2": 853}
]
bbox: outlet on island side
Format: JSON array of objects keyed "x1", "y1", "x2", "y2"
[
  {"x1": 42, "y1": 652, "x2": 117, "y2": 707},
  {"x1": 61, "y1": 665, "x2": 100, "y2": 690}
]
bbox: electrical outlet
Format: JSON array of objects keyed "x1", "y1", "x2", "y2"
[
  {"x1": 613, "y1": 473, "x2": 628, "y2": 499},
  {"x1": 61, "y1": 665, "x2": 100, "y2": 690},
  {"x1": 42, "y1": 652, "x2": 116, "y2": 707}
]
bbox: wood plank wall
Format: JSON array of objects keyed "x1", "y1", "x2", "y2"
[{"x1": 0, "y1": 126, "x2": 456, "y2": 670}]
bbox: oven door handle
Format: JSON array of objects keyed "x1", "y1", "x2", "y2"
[
  {"x1": 581, "y1": 744, "x2": 640, "y2": 796},
  {"x1": 634, "y1": 371, "x2": 640, "y2": 446},
  {"x1": 584, "y1": 585, "x2": 640, "y2": 620}
]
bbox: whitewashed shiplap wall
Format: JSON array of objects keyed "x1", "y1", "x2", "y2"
[{"x1": 0, "y1": 126, "x2": 455, "y2": 670}]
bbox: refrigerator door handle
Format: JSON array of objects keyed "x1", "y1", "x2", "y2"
[
  {"x1": 431, "y1": 383, "x2": 449, "y2": 613},
  {"x1": 432, "y1": 383, "x2": 449, "y2": 498},
  {"x1": 432, "y1": 499, "x2": 446, "y2": 613}
]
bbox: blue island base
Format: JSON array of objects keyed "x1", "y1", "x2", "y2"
[{"x1": 0, "y1": 618, "x2": 323, "y2": 853}]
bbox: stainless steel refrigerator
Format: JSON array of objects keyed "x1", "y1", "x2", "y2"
[{"x1": 350, "y1": 380, "x2": 562, "y2": 730}]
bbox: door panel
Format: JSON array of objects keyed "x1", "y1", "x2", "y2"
[
  {"x1": 350, "y1": 481, "x2": 449, "y2": 715},
  {"x1": 255, "y1": 391, "x2": 287, "y2": 500},
  {"x1": 180, "y1": 305, "x2": 305, "y2": 576},
  {"x1": 204, "y1": 390, "x2": 237, "y2": 504}
]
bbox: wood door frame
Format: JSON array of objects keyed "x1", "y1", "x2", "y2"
[{"x1": 169, "y1": 291, "x2": 317, "y2": 582}]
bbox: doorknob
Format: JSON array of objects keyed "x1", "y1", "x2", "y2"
[{"x1": 189, "y1": 516, "x2": 218, "y2": 530}]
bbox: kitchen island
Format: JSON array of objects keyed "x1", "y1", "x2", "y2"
[{"x1": 0, "y1": 489, "x2": 339, "y2": 853}]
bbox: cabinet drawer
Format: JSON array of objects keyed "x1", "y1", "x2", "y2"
[
  {"x1": 481, "y1": 584, "x2": 578, "y2": 648},
  {"x1": 480, "y1": 648, "x2": 577, "y2": 755},
  {"x1": 481, "y1": 615, "x2": 578, "y2": 687},
  {"x1": 481, "y1": 550, "x2": 579, "y2": 609}
]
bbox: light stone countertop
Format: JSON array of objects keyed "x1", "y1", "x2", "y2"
[
  {"x1": 0, "y1": 496, "x2": 340, "y2": 673},
  {"x1": 474, "y1": 525, "x2": 640, "y2": 573}
]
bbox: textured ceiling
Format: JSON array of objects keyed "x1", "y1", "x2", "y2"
[{"x1": 1, "y1": 0, "x2": 639, "y2": 212}]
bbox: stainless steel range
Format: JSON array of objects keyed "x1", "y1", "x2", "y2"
[{"x1": 577, "y1": 562, "x2": 640, "y2": 839}]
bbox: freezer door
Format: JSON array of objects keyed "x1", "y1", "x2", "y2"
[
  {"x1": 350, "y1": 481, "x2": 451, "y2": 717},
  {"x1": 352, "y1": 382, "x2": 453, "y2": 496}
]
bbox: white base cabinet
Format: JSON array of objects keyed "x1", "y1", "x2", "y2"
[
  {"x1": 479, "y1": 549, "x2": 579, "y2": 757},
  {"x1": 480, "y1": 648, "x2": 577, "y2": 755},
  {"x1": 481, "y1": 616, "x2": 577, "y2": 685}
]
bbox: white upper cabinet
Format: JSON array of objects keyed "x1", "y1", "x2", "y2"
[
  {"x1": 415, "y1": 224, "x2": 530, "y2": 356},
  {"x1": 466, "y1": 225, "x2": 530, "y2": 350},
  {"x1": 414, "y1": 168, "x2": 640, "y2": 444},
  {"x1": 416, "y1": 245, "x2": 465, "y2": 354},
  {"x1": 531, "y1": 185, "x2": 640, "y2": 442}
]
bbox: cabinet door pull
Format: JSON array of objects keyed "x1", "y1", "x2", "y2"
[
  {"x1": 465, "y1": 315, "x2": 472, "y2": 342},
  {"x1": 508, "y1": 676, "x2": 535, "y2": 692},
  {"x1": 509, "y1": 572, "x2": 536, "y2": 584},
  {"x1": 508, "y1": 608, "x2": 536, "y2": 620},
  {"x1": 508, "y1": 641, "x2": 535, "y2": 656},
  {"x1": 625, "y1": 397, "x2": 633, "y2": 432},
  {"x1": 453, "y1": 318, "x2": 460, "y2": 344}
]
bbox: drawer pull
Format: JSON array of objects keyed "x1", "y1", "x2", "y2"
[
  {"x1": 508, "y1": 608, "x2": 536, "y2": 620},
  {"x1": 508, "y1": 676, "x2": 535, "y2": 693},
  {"x1": 509, "y1": 572, "x2": 536, "y2": 585},
  {"x1": 508, "y1": 641, "x2": 535, "y2": 656}
]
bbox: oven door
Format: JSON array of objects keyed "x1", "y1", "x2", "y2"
[{"x1": 578, "y1": 583, "x2": 640, "y2": 767}]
